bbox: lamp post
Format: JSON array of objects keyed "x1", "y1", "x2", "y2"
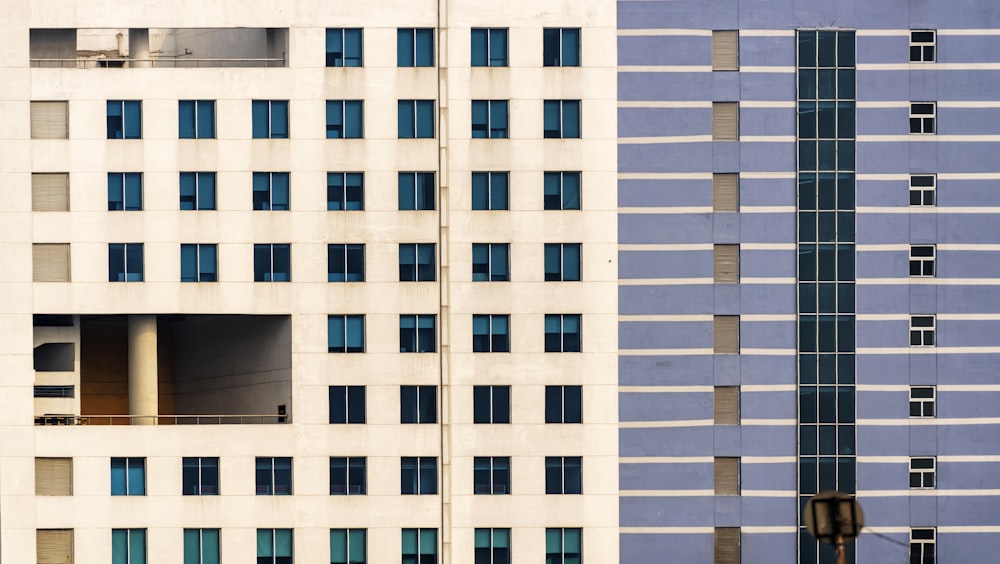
[{"x1": 803, "y1": 490, "x2": 865, "y2": 564}]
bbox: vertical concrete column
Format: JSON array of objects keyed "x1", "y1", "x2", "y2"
[
  {"x1": 128, "y1": 29, "x2": 150, "y2": 68},
  {"x1": 128, "y1": 315, "x2": 158, "y2": 424}
]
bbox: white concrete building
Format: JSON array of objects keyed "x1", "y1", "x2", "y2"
[{"x1": 1, "y1": 1, "x2": 618, "y2": 562}]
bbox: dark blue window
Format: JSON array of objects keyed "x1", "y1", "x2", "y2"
[
  {"x1": 471, "y1": 172, "x2": 509, "y2": 210},
  {"x1": 326, "y1": 28, "x2": 363, "y2": 67},
  {"x1": 178, "y1": 100, "x2": 215, "y2": 139},
  {"x1": 544, "y1": 171, "x2": 581, "y2": 210},
  {"x1": 107, "y1": 100, "x2": 141, "y2": 139},
  {"x1": 472, "y1": 243, "x2": 509, "y2": 281},
  {"x1": 398, "y1": 100, "x2": 435, "y2": 138},
  {"x1": 400, "y1": 385, "x2": 437, "y2": 424},
  {"x1": 397, "y1": 28, "x2": 434, "y2": 67},
  {"x1": 253, "y1": 244, "x2": 291, "y2": 282},
  {"x1": 255, "y1": 457, "x2": 292, "y2": 495},
  {"x1": 327, "y1": 172, "x2": 364, "y2": 211},
  {"x1": 182, "y1": 457, "x2": 219, "y2": 495},
  {"x1": 180, "y1": 244, "x2": 217, "y2": 282},
  {"x1": 111, "y1": 457, "x2": 145, "y2": 495},
  {"x1": 471, "y1": 100, "x2": 508, "y2": 138},
  {"x1": 543, "y1": 28, "x2": 580, "y2": 67},
  {"x1": 328, "y1": 316, "x2": 365, "y2": 354},
  {"x1": 545, "y1": 314, "x2": 581, "y2": 352},
  {"x1": 107, "y1": 173, "x2": 142, "y2": 211},
  {"x1": 326, "y1": 100, "x2": 363, "y2": 138},
  {"x1": 472, "y1": 315, "x2": 510, "y2": 353},
  {"x1": 251, "y1": 100, "x2": 289, "y2": 139},
  {"x1": 545, "y1": 385, "x2": 582, "y2": 423},
  {"x1": 109, "y1": 243, "x2": 143, "y2": 282},
  {"x1": 329, "y1": 386, "x2": 365, "y2": 423},
  {"x1": 544, "y1": 243, "x2": 581, "y2": 281},
  {"x1": 544, "y1": 100, "x2": 580, "y2": 138},
  {"x1": 252, "y1": 172, "x2": 290, "y2": 210},
  {"x1": 398, "y1": 172, "x2": 435, "y2": 210},
  {"x1": 471, "y1": 28, "x2": 508, "y2": 66},
  {"x1": 179, "y1": 172, "x2": 216, "y2": 210},
  {"x1": 329, "y1": 457, "x2": 366, "y2": 495},
  {"x1": 400, "y1": 457, "x2": 437, "y2": 494},
  {"x1": 545, "y1": 456, "x2": 582, "y2": 494},
  {"x1": 112, "y1": 529, "x2": 146, "y2": 564},
  {"x1": 399, "y1": 244, "x2": 436, "y2": 282},
  {"x1": 473, "y1": 457, "x2": 510, "y2": 494},
  {"x1": 328, "y1": 244, "x2": 365, "y2": 282},
  {"x1": 473, "y1": 386, "x2": 510, "y2": 424},
  {"x1": 399, "y1": 315, "x2": 436, "y2": 353}
]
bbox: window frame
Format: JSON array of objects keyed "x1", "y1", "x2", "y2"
[
  {"x1": 909, "y1": 386, "x2": 936, "y2": 418},
  {"x1": 398, "y1": 100, "x2": 436, "y2": 138},
  {"x1": 543, "y1": 28, "x2": 581, "y2": 67},
  {"x1": 180, "y1": 244, "x2": 218, "y2": 283},
  {"x1": 327, "y1": 315, "x2": 365, "y2": 354},
  {"x1": 910, "y1": 528, "x2": 936, "y2": 564},
  {"x1": 400, "y1": 457, "x2": 438, "y2": 495},
  {"x1": 545, "y1": 528, "x2": 582, "y2": 564},
  {"x1": 909, "y1": 102, "x2": 936, "y2": 134},
  {"x1": 543, "y1": 171, "x2": 582, "y2": 210},
  {"x1": 909, "y1": 245, "x2": 935, "y2": 277},
  {"x1": 400, "y1": 385, "x2": 437, "y2": 424},
  {"x1": 107, "y1": 100, "x2": 142, "y2": 139},
  {"x1": 251, "y1": 100, "x2": 289, "y2": 139},
  {"x1": 471, "y1": 171, "x2": 509, "y2": 211},
  {"x1": 182, "y1": 457, "x2": 219, "y2": 496},
  {"x1": 108, "y1": 243, "x2": 144, "y2": 282},
  {"x1": 330, "y1": 529, "x2": 367, "y2": 564},
  {"x1": 544, "y1": 456, "x2": 582, "y2": 494},
  {"x1": 178, "y1": 100, "x2": 215, "y2": 139},
  {"x1": 255, "y1": 457, "x2": 293, "y2": 496},
  {"x1": 398, "y1": 172, "x2": 436, "y2": 210},
  {"x1": 472, "y1": 243, "x2": 510, "y2": 282},
  {"x1": 471, "y1": 28, "x2": 508, "y2": 67},
  {"x1": 471, "y1": 100, "x2": 509, "y2": 139},
  {"x1": 473, "y1": 385, "x2": 511, "y2": 424},
  {"x1": 545, "y1": 385, "x2": 582, "y2": 424},
  {"x1": 252, "y1": 172, "x2": 290, "y2": 211},
  {"x1": 111, "y1": 528, "x2": 146, "y2": 564},
  {"x1": 473, "y1": 456, "x2": 511, "y2": 495},
  {"x1": 543, "y1": 99, "x2": 581, "y2": 139},
  {"x1": 544, "y1": 243, "x2": 582, "y2": 281},
  {"x1": 399, "y1": 243, "x2": 437, "y2": 281},
  {"x1": 183, "y1": 528, "x2": 220, "y2": 564},
  {"x1": 397, "y1": 28, "x2": 435, "y2": 67},
  {"x1": 544, "y1": 314, "x2": 582, "y2": 352},
  {"x1": 110, "y1": 457, "x2": 145, "y2": 496},
  {"x1": 909, "y1": 174, "x2": 936, "y2": 206},
  {"x1": 910, "y1": 30, "x2": 936, "y2": 63},
  {"x1": 909, "y1": 457, "x2": 936, "y2": 489},
  {"x1": 909, "y1": 315, "x2": 936, "y2": 347},
  {"x1": 256, "y1": 528, "x2": 293, "y2": 564},
  {"x1": 179, "y1": 172, "x2": 216, "y2": 210},
  {"x1": 327, "y1": 172, "x2": 364, "y2": 211},
  {"x1": 253, "y1": 243, "x2": 291, "y2": 282},
  {"x1": 329, "y1": 385, "x2": 366, "y2": 423},
  {"x1": 328, "y1": 244, "x2": 365, "y2": 282},
  {"x1": 329, "y1": 457, "x2": 367, "y2": 495},
  {"x1": 326, "y1": 28, "x2": 363, "y2": 67},
  {"x1": 399, "y1": 315, "x2": 437, "y2": 353},
  {"x1": 107, "y1": 172, "x2": 142, "y2": 211},
  {"x1": 474, "y1": 528, "x2": 511, "y2": 564},
  {"x1": 401, "y1": 529, "x2": 438, "y2": 564},
  {"x1": 326, "y1": 100, "x2": 364, "y2": 139},
  {"x1": 472, "y1": 314, "x2": 511, "y2": 353}
]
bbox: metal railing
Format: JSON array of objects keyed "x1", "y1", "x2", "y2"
[
  {"x1": 29, "y1": 57, "x2": 287, "y2": 69},
  {"x1": 35, "y1": 414, "x2": 287, "y2": 426}
]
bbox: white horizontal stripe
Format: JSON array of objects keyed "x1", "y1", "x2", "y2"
[
  {"x1": 940, "y1": 455, "x2": 1000, "y2": 462},
  {"x1": 742, "y1": 384, "x2": 797, "y2": 392},
  {"x1": 742, "y1": 314, "x2": 796, "y2": 322},
  {"x1": 619, "y1": 65, "x2": 711, "y2": 72},
  {"x1": 858, "y1": 206, "x2": 1000, "y2": 213},
  {"x1": 740, "y1": 348, "x2": 796, "y2": 356},
  {"x1": 741, "y1": 66, "x2": 795, "y2": 73},
  {"x1": 741, "y1": 277, "x2": 796, "y2": 284},
  {"x1": 861, "y1": 489, "x2": 1000, "y2": 497},
  {"x1": 619, "y1": 278, "x2": 714, "y2": 286},
  {"x1": 939, "y1": 101, "x2": 1000, "y2": 108},
  {"x1": 859, "y1": 134, "x2": 1000, "y2": 142},
  {"x1": 742, "y1": 243, "x2": 796, "y2": 250},
  {"x1": 618, "y1": 207, "x2": 713, "y2": 214},
  {"x1": 858, "y1": 278, "x2": 1000, "y2": 285},
  {"x1": 858, "y1": 417, "x2": 1000, "y2": 425},
  {"x1": 619, "y1": 489, "x2": 714, "y2": 497},
  {"x1": 740, "y1": 172, "x2": 797, "y2": 179},
  {"x1": 741, "y1": 490, "x2": 797, "y2": 498},
  {"x1": 858, "y1": 62, "x2": 1000, "y2": 70},
  {"x1": 621, "y1": 457, "x2": 715, "y2": 464},
  {"x1": 618, "y1": 172, "x2": 712, "y2": 180},
  {"x1": 740, "y1": 135, "x2": 796, "y2": 142},
  {"x1": 617, "y1": 29, "x2": 712, "y2": 37},
  {"x1": 620, "y1": 419, "x2": 713, "y2": 428},
  {"x1": 620, "y1": 386, "x2": 714, "y2": 393},
  {"x1": 939, "y1": 244, "x2": 1000, "y2": 251},
  {"x1": 739, "y1": 30, "x2": 796, "y2": 37},
  {"x1": 621, "y1": 527, "x2": 715, "y2": 534},
  {"x1": 939, "y1": 173, "x2": 1000, "y2": 180},
  {"x1": 619, "y1": 135, "x2": 712, "y2": 144},
  {"x1": 618, "y1": 314, "x2": 712, "y2": 322},
  {"x1": 742, "y1": 206, "x2": 797, "y2": 213},
  {"x1": 618, "y1": 101, "x2": 711, "y2": 108},
  {"x1": 619, "y1": 244, "x2": 712, "y2": 251},
  {"x1": 939, "y1": 526, "x2": 1000, "y2": 533},
  {"x1": 939, "y1": 313, "x2": 1000, "y2": 320},
  {"x1": 857, "y1": 346, "x2": 1000, "y2": 354},
  {"x1": 619, "y1": 348, "x2": 715, "y2": 356}
]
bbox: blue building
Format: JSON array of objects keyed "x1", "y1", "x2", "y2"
[{"x1": 618, "y1": 1, "x2": 1000, "y2": 562}]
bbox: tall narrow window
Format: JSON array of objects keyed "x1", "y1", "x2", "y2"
[
  {"x1": 471, "y1": 100, "x2": 509, "y2": 138},
  {"x1": 544, "y1": 171, "x2": 581, "y2": 210},
  {"x1": 543, "y1": 100, "x2": 581, "y2": 138},
  {"x1": 326, "y1": 100, "x2": 363, "y2": 138},
  {"x1": 180, "y1": 244, "x2": 217, "y2": 282},
  {"x1": 107, "y1": 173, "x2": 142, "y2": 211},
  {"x1": 252, "y1": 172, "x2": 290, "y2": 210},
  {"x1": 178, "y1": 100, "x2": 215, "y2": 139},
  {"x1": 107, "y1": 100, "x2": 141, "y2": 139},
  {"x1": 471, "y1": 28, "x2": 508, "y2": 67},
  {"x1": 398, "y1": 172, "x2": 436, "y2": 210},
  {"x1": 397, "y1": 28, "x2": 435, "y2": 67},
  {"x1": 251, "y1": 100, "x2": 289, "y2": 139},
  {"x1": 108, "y1": 243, "x2": 143, "y2": 282},
  {"x1": 179, "y1": 172, "x2": 216, "y2": 210},
  {"x1": 326, "y1": 28, "x2": 363, "y2": 67},
  {"x1": 472, "y1": 172, "x2": 509, "y2": 210},
  {"x1": 400, "y1": 315, "x2": 436, "y2": 352},
  {"x1": 543, "y1": 28, "x2": 580, "y2": 66}
]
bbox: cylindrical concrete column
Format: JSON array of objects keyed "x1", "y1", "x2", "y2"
[{"x1": 128, "y1": 315, "x2": 158, "y2": 424}]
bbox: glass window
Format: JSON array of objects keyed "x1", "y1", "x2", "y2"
[
  {"x1": 330, "y1": 529, "x2": 366, "y2": 564},
  {"x1": 400, "y1": 457, "x2": 438, "y2": 495},
  {"x1": 472, "y1": 314, "x2": 510, "y2": 352},
  {"x1": 328, "y1": 244, "x2": 365, "y2": 282},
  {"x1": 910, "y1": 315, "x2": 935, "y2": 347},
  {"x1": 401, "y1": 529, "x2": 437, "y2": 564},
  {"x1": 909, "y1": 528, "x2": 935, "y2": 564},
  {"x1": 909, "y1": 386, "x2": 935, "y2": 418},
  {"x1": 183, "y1": 529, "x2": 220, "y2": 564},
  {"x1": 398, "y1": 172, "x2": 436, "y2": 210},
  {"x1": 398, "y1": 28, "x2": 435, "y2": 67},
  {"x1": 473, "y1": 385, "x2": 510, "y2": 424},
  {"x1": 475, "y1": 529, "x2": 510, "y2": 564},
  {"x1": 328, "y1": 316, "x2": 365, "y2": 353},
  {"x1": 111, "y1": 457, "x2": 145, "y2": 495},
  {"x1": 398, "y1": 100, "x2": 435, "y2": 138},
  {"x1": 251, "y1": 100, "x2": 289, "y2": 139},
  {"x1": 545, "y1": 528, "x2": 581, "y2": 564},
  {"x1": 399, "y1": 243, "x2": 436, "y2": 281},
  {"x1": 544, "y1": 243, "x2": 581, "y2": 281},
  {"x1": 252, "y1": 172, "x2": 290, "y2": 211},
  {"x1": 328, "y1": 172, "x2": 364, "y2": 211},
  {"x1": 910, "y1": 30, "x2": 936, "y2": 63},
  {"x1": 472, "y1": 243, "x2": 510, "y2": 282},
  {"x1": 471, "y1": 100, "x2": 509, "y2": 139},
  {"x1": 544, "y1": 171, "x2": 581, "y2": 210},
  {"x1": 179, "y1": 172, "x2": 216, "y2": 210},
  {"x1": 109, "y1": 243, "x2": 143, "y2": 282},
  {"x1": 471, "y1": 28, "x2": 508, "y2": 67},
  {"x1": 107, "y1": 100, "x2": 142, "y2": 139},
  {"x1": 327, "y1": 28, "x2": 363, "y2": 67},
  {"x1": 471, "y1": 172, "x2": 509, "y2": 210},
  {"x1": 256, "y1": 529, "x2": 293, "y2": 564},
  {"x1": 910, "y1": 102, "x2": 936, "y2": 134},
  {"x1": 182, "y1": 457, "x2": 219, "y2": 495},
  {"x1": 107, "y1": 173, "x2": 143, "y2": 211},
  {"x1": 543, "y1": 28, "x2": 580, "y2": 67},
  {"x1": 545, "y1": 385, "x2": 582, "y2": 423},
  {"x1": 330, "y1": 457, "x2": 366, "y2": 495},
  {"x1": 473, "y1": 457, "x2": 510, "y2": 495},
  {"x1": 178, "y1": 100, "x2": 215, "y2": 139},
  {"x1": 400, "y1": 385, "x2": 437, "y2": 424},
  {"x1": 909, "y1": 174, "x2": 935, "y2": 207},
  {"x1": 253, "y1": 244, "x2": 291, "y2": 282},
  {"x1": 111, "y1": 529, "x2": 146, "y2": 564},
  {"x1": 545, "y1": 314, "x2": 582, "y2": 352},
  {"x1": 329, "y1": 385, "x2": 366, "y2": 423},
  {"x1": 400, "y1": 315, "x2": 437, "y2": 352},
  {"x1": 545, "y1": 456, "x2": 582, "y2": 494},
  {"x1": 255, "y1": 457, "x2": 292, "y2": 495},
  {"x1": 326, "y1": 100, "x2": 364, "y2": 138},
  {"x1": 543, "y1": 100, "x2": 581, "y2": 138},
  {"x1": 180, "y1": 244, "x2": 218, "y2": 282}
]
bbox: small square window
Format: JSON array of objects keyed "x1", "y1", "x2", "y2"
[
  {"x1": 401, "y1": 457, "x2": 437, "y2": 494},
  {"x1": 107, "y1": 100, "x2": 141, "y2": 139},
  {"x1": 472, "y1": 314, "x2": 510, "y2": 352},
  {"x1": 327, "y1": 28, "x2": 363, "y2": 67},
  {"x1": 330, "y1": 457, "x2": 366, "y2": 495},
  {"x1": 909, "y1": 386, "x2": 935, "y2": 418},
  {"x1": 180, "y1": 244, "x2": 218, "y2": 282},
  {"x1": 178, "y1": 100, "x2": 215, "y2": 139},
  {"x1": 545, "y1": 314, "x2": 581, "y2": 352},
  {"x1": 545, "y1": 456, "x2": 582, "y2": 494},
  {"x1": 545, "y1": 385, "x2": 582, "y2": 423},
  {"x1": 328, "y1": 316, "x2": 365, "y2": 354},
  {"x1": 543, "y1": 28, "x2": 580, "y2": 67},
  {"x1": 909, "y1": 174, "x2": 936, "y2": 206},
  {"x1": 910, "y1": 102, "x2": 936, "y2": 134},
  {"x1": 544, "y1": 172, "x2": 581, "y2": 210},
  {"x1": 257, "y1": 529, "x2": 293, "y2": 564},
  {"x1": 179, "y1": 172, "x2": 216, "y2": 210},
  {"x1": 543, "y1": 100, "x2": 581, "y2": 138},
  {"x1": 400, "y1": 315, "x2": 436, "y2": 352},
  {"x1": 253, "y1": 243, "x2": 291, "y2": 282},
  {"x1": 471, "y1": 28, "x2": 508, "y2": 67},
  {"x1": 544, "y1": 243, "x2": 581, "y2": 281},
  {"x1": 326, "y1": 100, "x2": 363, "y2": 138},
  {"x1": 399, "y1": 243, "x2": 436, "y2": 281},
  {"x1": 474, "y1": 529, "x2": 510, "y2": 564},
  {"x1": 110, "y1": 457, "x2": 145, "y2": 496},
  {"x1": 472, "y1": 172, "x2": 509, "y2": 210},
  {"x1": 251, "y1": 100, "x2": 289, "y2": 139},
  {"x1": 328, "y1": 244, "x2": 365, "y2": 282},
  {"x1": 107, "y1": 172, "x2": 142, "y2": 211},
  {"x1": 400, "y1": 385, "x2": 437, "y2": 424},
  {"x1": 182, "y1": 457, "x2": 219, "y2": 495},
  {"x1": 472, "y1": 243, "x2": 509, "y2": 281},
  {"x1": 328, "y1": 172, "x2": 364, "y2": 211},
  {"x1": 910, "y1": 315, "x2": 935, "y2": 347},
  {"x1": 255, "y1": 457, "x2": 292, "y2": 495},
  {"x1": 183, "y1": 528, "x2": 220, "y2": 564},
  {"x1": 108, "y1": 243, "x2": 143, "y2": 282},
  {"x1": 398, "y1": 100, "x2": 436, "y2": 138},
  {"x1": 909, "y1": 245, "x2": 935, "y2": 277},
  {"x1": 909, "y1": 457, "x2": 936, "y2": 489},
  {"x1": 473, "y1": 385, "x2": 510, "y2": 424},
  {"x1": 329, "y1": 385, "x2": 365, "y2": 423},
  {"x1": 910, "y1": 528, "x2": 935, "y2": 564},
  {"x1": 398, "y1": 28, "x2": 434, "y2": 67},
  {"x1": 910, "y1": 30, "x2": 936, "y2": 63},
  {"x1": 473, "y1": 456, "x2": 510, "y2": 495},
  {"x1": 330, "y1": 529, "x2": 366, "y2": 564},
  {"x1": 252, "y1": 172, "x2": 290, "y2": 210},
  {"x1": 112, "y1": 529, "x2": 146, "y2": 564},
  {"x1": 398, "y1": 172, "x2": 436, "y2": 210},
  {"x1": 471, "y1": 100, "x2": 509, "y2": 138}
]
